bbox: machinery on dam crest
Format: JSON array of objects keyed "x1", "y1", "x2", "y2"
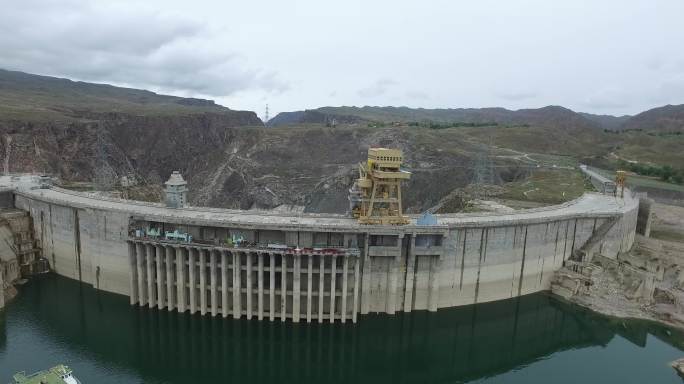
[{"x1": 0, "y1": 152, "x2": 643, "y2": 323}]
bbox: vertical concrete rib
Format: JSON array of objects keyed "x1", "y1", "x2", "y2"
[
  {"x1": 428, "y1": 256, "x2": 441, "y2": 312},
  {"x1": 280, "y1": 254, "x2": 287, "y2": 322},
  {"x1": 258, "y1": 252, "x2": 264, "y2": 320},
  {"x1": 318, "y1": 254, "x2": 325, "y2": 323},
  {"x1": 165, "y1": 246, "x2": 174, "y2": 311},
  {"x1": 352, "y1": 256, "x2": 360, "y2": 323},
  {"x1": 307, "y1": 254, "x2": 313, "y2": 323},
  {"x1": 388, "y1": 255, "x2": 398, "y2": 315},
  {"x1": 361, "y1": 252, "x2": 371, "y2": 314},
  {"x1": 246, "y1": 252, "x2": 253, "y2": 320},
  {"x1": 330, "y1": 255, "x2": 337, "y2": 322},
  {"x1": 156, "y1": 245, "x2": 165, "y2": 310},
  {"x1": 403, "y1": 235, "x2": 416, "y2": 312},
  {"x1": 210, "y1": 249, "x2": 218, "y2": 317},
  {"x1": 221, "y1": 250, "x2": 228, "y2": 318},
  {"x1": 146, "y1": 244, "x2": 156, "y2": 308},
  {"x1": 176, "y1": 247, "x2": 186, "y2": 313},
  {"x1": 269, "y1": 253, "x2": 275, "y2": 321},
  {"x1": 293, "y1": 254, "x2": 301, "y2": 323},
  {"x1": 188, "y1": 247, "x2": 196, "y2": 314},
  {"x1": 232, "y1": 251, "x2": 241, "y2": 319},
  {"x1": 137, "y1": 243, "x2": 147, "y2": 307},
  {"x1": 128, "y1": 242, "x2": 138, "y2": 305}
]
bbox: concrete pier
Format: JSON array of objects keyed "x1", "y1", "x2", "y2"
[
  {"x1": 293, "y1": 254, "x2": 301, "y2": 323},
  {"x1": 199, "y1": 249, "x2": 206, "y2": 315},
  {"x1": 188, "y1": 248, "x2": 196, "y2": 314},
  {"x1": 307, "y1": 255, "x2": 313, "y2": 322},
  {"x1": 136, "y1": 243, "x2": 146, "y2": 306},
  {"x1": 165, "y1": 246, "x2": 174, "y2": 310},
  {"x1": 221, "y1": 250, "x2": 228, "y2": 317},
  {"x1": 128, "y1": 242, "x2": 138, "y2": 305},
  {"x1": 232, "y1": 252, "x2": 240, "y2": 319},
  {"x1": 210, "y1": 250, "x2": 217, "y2": 317},
  {"x1": 280, "y1": 254, "x2": 287, "y2": 322},
  {"x1": 176, "y1": 247, "x2": 186, "y2": 313},
  {"x1": 269, "y1": 253, "x2": 275, "y2": 321},
  {"x1": 318, "y1": 255, "x2": 325, "y2": 323},
  {"x1": 246, "y1": 252, "x2": 253, "y2": 319},
  {"x1": 156, "y1": 245, "x2": 165, "y2": 310}
]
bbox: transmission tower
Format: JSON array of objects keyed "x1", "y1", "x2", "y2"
[
  {"x1": 470, "y1": 139, "x2": 497, "y2": 199},
  {"x1": 471, "y1": 151, "x2": 496, "y2": 185},
  {"x1": 94, "y1": 123, "x2": 116, "y2": 191},
  {"x1": 264, "y1": 104, "x2": 269, "y2": 125}
]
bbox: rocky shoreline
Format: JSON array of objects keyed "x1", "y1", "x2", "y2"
[{"x1": 552, "y1": 202, "x2": 684, "y2": 332}]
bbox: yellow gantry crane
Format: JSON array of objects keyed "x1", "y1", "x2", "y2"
[{"x1": 349, "y1": 148, "x2": 411, "y2": 225}]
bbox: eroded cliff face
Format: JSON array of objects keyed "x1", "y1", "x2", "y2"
[{"x1": 0, "y1": 114, "x2": 479, "y2": 213}]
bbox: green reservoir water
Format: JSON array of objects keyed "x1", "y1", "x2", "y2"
[{"x1": 2, "y1": 274, "x2": 684, "y2": 383}]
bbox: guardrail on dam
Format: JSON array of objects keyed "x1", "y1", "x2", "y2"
[{"x1": 2, "y1": 169, "x2": 639, "y2": 323}]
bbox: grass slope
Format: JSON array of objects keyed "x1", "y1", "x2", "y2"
[{"x1": 0, "y1": 69, "x2": 243, "y2": 122}]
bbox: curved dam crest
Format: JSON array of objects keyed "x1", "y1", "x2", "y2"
[{"x1": 2, "y1": 170, "x2": 639, "y2": 323}]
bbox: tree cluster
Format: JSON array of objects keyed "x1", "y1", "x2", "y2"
[{"x1": 619, "y1": 160, "x2": 684, "y2": 184}]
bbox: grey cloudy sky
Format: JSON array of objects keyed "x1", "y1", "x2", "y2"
[{"x1": 1, "y1": 0, "x2": 683, "y2": 118}]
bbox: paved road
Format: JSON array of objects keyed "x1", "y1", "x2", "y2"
[{"x1": 1, "y1": 174, "x2": 637, "y2": 231}]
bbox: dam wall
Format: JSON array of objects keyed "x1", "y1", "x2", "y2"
[{"x1": 7, "y1": 174, "x2": 638, "y2": 323}]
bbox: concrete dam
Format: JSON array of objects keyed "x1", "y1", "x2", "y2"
[{"x1": 1, "y1": 165, "x2": 639, "y2": 323}]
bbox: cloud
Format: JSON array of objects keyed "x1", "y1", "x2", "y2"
[
  {"x1": 581, "y1": 87, "x2": 630, "y2": 110},
  {"x1": 358, "y1": 78, "x2": 397, "y2": 98},
  {"x1": 654, "y1": 75, "x2": 684, "y2": 104},
  {"x1": 0, "y1": 0, "x2": 287, "y2": 97},
  {"x1": 406, "y1": 90, "x2": 430, "y2": 100},
  {"x1": 496, "y1": 90, "x2": 538, "y2": 101}
]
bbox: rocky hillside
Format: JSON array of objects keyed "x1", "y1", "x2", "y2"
[{"x1": 1, "y1": 69, "x2": 681, "y2": 214}]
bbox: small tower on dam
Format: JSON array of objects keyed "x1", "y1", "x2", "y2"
[
  {"x1": 164, "y1": 171, "x2": 187, "y2": 208},
  {"x1": 349, "y1": 147, "x2": 411, "y2": 225}
]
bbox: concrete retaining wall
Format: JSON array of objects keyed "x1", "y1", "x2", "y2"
[{"x1": 16, "y1": 197, "x2": 131, "y2": 295}]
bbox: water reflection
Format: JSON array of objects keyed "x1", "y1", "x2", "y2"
[{"x1": 2, "y1": 274, "x2": 684, "y2": 383}]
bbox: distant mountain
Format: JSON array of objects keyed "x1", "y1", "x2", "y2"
[
  {"x1": 267, "y1": 110, "x2": 306, "y2": 126},
  {"x1": 267, "y1": 109, "x2": 366, "y2": 127},
  {"x1": 620, "y1": 104, "x2": 684, "y2": 133},
  {"x1": 270, "y1": 105, "x2": 605, "y2": 132},
  {"x1": 578, "y1": 112, "x2": 631, "y2": 130},
  {"x1": 0, "y1": 69, "x2": 261, "y2": 123}
]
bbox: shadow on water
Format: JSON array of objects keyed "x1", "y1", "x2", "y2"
[{"x1": 2, "y1": 273, "x2": 684, "y2": 383}]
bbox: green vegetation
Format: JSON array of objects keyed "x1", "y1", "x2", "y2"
[
  {"x1": 408, "y1": 121, "x2": 530, "y2": 129},
  {"x1": 592, "y1": 167, "x2": 684, "y2": 193},
  {"x1": 611, "y1": 131, "x2": 684, "y2": 169},
  {"x1": 646, "y1": 131, "x2": 684, "y2": 137},
  {"x1": 603, "y1": 128, "x2": 644, "y2": 134},
  {"x1": 498, "y1": 168, "x2": 586, "y2": 205},
  {"x1": 366, "y1": 120, "x2": 523, "y2": 129},
  {"x1": 617, "y1": 161, "x2": 684, "y2": 185}
]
